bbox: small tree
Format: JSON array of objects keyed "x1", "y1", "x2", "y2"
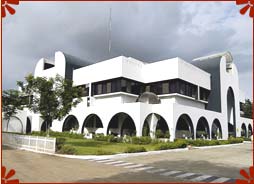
[
  {"x1": 16, "y1": 74, "x2": 83, "y2": 134},
  {"x1": 2, "y1": 89, "x2": 24, "y2": 123},
  {"x1": 242, "y1": 99, "x2": 253, "y2": 119}
]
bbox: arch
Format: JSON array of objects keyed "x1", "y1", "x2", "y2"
[
  {"x1": 82, "y1": 114, "x2": 103, "y2": 134},
  {"x1": 26, "y1": 117, "x2": 32, "y2": 134},
  {"x1": 175, "y1": 114, "x2": 194, "y2": 139},
  {"x1": 196, "y1": 117, "x2": 210, "y2": 139},
  {"x1": 155, "y1": 115, "x2": 169, "y2": 138},
  {"x1": 62, "y1": 115, "x2": 79, "y2": 132},
  {"x1": 107, "y1": 112, "x2": 136, "y2": 137},
  {"x1": 241, "y1": 123, "x2": 247, "y2": 138},
  {"x1": 41, "y1": 121, "x2": 48, "y2": 132},
  {"x1": 227, "y1": 87, "x2": 236, "y2": 137},
  {"x1": 248, "y1": 124, "x2": 253, "y2": 138},
  {"x1": 142, "y1": 113, "x2": 169, "y2": 138},
  {"x1": 7, "y1": 116, "x2": 23, "y2": 133},
  {"x1": 142, "y1": 120, "x2": 150, "y2": 136},
  {"x1": 211, "y1": 119, "x2": 222, "y2": 139}
]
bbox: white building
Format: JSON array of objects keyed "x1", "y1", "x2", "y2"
[{"x1": 3, "y1": 51, "x2": 253, "y2": 141}]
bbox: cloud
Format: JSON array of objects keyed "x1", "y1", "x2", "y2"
[{"x1": 2, "y1": 2, "x2": 252, "y2": 98}]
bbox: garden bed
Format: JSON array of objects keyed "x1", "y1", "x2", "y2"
[{"x1": 29, "y1": 131, "x2": 245, "y2": 155}]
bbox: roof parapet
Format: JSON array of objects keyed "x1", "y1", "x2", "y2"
[{"x1": 192, "y1": 51, "x2": 233, "y2": 71}]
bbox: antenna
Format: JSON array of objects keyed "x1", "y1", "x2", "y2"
[{"x1": 108, "y1": 7, "x2": 112, "y2": 54}]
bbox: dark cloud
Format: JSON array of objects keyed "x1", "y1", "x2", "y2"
[{"x1": 2, "y1": 2, "x2": 252, "y2": 98}]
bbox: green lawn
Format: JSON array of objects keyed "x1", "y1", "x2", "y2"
[{"x1": 64, "y1": 138, "x2": 155, "y2": 155}]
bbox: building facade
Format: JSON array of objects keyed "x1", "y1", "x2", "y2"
[{"x1": 3, "y1": 51, "x2": 253, "y2": 141}]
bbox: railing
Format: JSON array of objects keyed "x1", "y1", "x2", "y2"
[{"x1": 2, "y1": 132, "x2": 56, "y2": 153}]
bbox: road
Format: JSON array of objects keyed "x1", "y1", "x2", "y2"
[{"x1": 2, "y1": 143, "x2": 252, "y2": 182}]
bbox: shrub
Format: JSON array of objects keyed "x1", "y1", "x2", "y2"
[
  {"x1": 95, "y1": 150, "x2": 114, "y2": 155},
  {"x1": 30, "y1": 131, "x2": 84, "y2": 139},
  {"x1": 124, "y1": 146, "x2": 147, "y2": 153},
  {"x1": 155, "y1": 130, "x2": 164, "y2": 138},
  {"x1": 228, "y1": 137, "x2": 244, "y2": 144},
  {"x1": 56, "y1": 137, "x2": 66, "y2": 150},
  {"x1": 131, "y1": 136, "x2": 152, "y2": 145},
  {"x1": 174, "y1": 139, "x2": 188, "y2": 148},
  {"x1": 243, "y1": 137, "x2": 251, "y2": 141},
  {"x1": 154, "y1": 143, "x2": 174, "y2": 150},
  {"x1": 94, "y1": 134, "x2": 108, "y2": 141},
  {"x1": 58, "y1": 145, "x2": 77, "y2": 155},
  {"x1": 208, "y1": 140, "x2": 220, "y2": 146},
  {"x1": 123, "y1": 135, "x2": 132, "y2": 143},
  {"x1": 30, "y1": 131, "x2": 47, "y2": 137},
  {"x1": 190, "y1": 139, "x2": 209, "y2": 147},
  {"x1": 94, "y1": 134, "x2": 121, "y2": 143}
]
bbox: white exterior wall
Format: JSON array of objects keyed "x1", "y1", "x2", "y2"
[
  {"x1": 5, "y1": 51, "x2": 253, "y2": 142},
  {"x1": 73, "y1": 56, "x2": 124, "y2": 86},
  {"x1": 219, "y1": 56, "x2": 241, "y2": 138}
]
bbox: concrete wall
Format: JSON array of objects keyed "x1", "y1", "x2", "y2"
[{"x1": 5, "y1": 51, "x2": 252, "y2": 142}]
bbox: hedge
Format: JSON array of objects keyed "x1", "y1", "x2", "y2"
[{"x1": 124, "y1": 146, "x2": 147, "y2": 153}]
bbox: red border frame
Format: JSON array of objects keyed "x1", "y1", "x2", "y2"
[{"x1": 1, "y1": 1, "x2": 254, "y2": 183}]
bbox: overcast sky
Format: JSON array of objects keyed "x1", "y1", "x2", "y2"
[{"x1": 2, "y1": 2, "x2": 253, "y2": 99}]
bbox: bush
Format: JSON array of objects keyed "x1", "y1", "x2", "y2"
[
  {"x1": 95, "y1": 150, "x2": 114, "y2": 155},
  {"x1": 208, "y1": 140, "x2": 220, "y2": 146},
  {"x1": 155, "y1": 130, "x2": 163, "y2": 138},
  {"x1": 124, "y1": 146, "x2": 147, "y2": 153},
  {"x1": 243, "y1": 137, "x2": 251, "y2": 141},
  {"x1": 94, "y1": 134, "x2": 108, "y2": 141},
  {"x1": 30, "y1": 131, "x2": 84, "y2": 139},
  {"x1": 94, "y1": 134, "x2": 121, "y2": 143},
  {"x1": 56, "y1": 137, "x2": 66, "y2": 150},
  {"x1": 154, "y1": 143, "x2": 175, "y2": 150},
  {"x1": 189, "y1": 139, "x2": 209, "y2": 147},
  {"x1": 30, "y1": 131, "x2": 47, "y2": 137},
  {"x1": 174, "y1": 139, "x2": 188, "y2": 148},
  {"x1": 131, "y1": 136, "x2": 152, "y2": 145},
  {"x1": 154, "y1": 140, "x2": 188, "y2": 150},
  {"x1": 58, "y1": 145, "x2": 77, "y2": 155},
  {"x1": 123, "y1": 135, "x2": 132, "y2": 143},
  {"x1": 228, "y1": 137, "x2": 244, "y2": 144}
]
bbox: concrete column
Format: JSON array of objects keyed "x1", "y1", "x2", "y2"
[{"x1": 148, "y1": 114, "x2": 159, "y2": 139}]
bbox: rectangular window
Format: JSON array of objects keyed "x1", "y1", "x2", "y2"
[
  {"x1": 97, "y1": 84, "x2": 102, "y2": 95},
  {"x1": 126, "y1": 81, "x2": 132, "y2": 93},
  {"x1": 162, "y1": 82, "x2": 169, "y2": 94},
  {"x1": 200, "y1": 87, "x2": 210, "y2": 101},
  {"x1": 121, "y1": 79, "x2": 127, "y2": 92},
  {"x1": 145, "y1": 85, "x2": 150, "y2": 92},
  {"x1": 180, "y1": 82, "x2": 185, "y2": 95},
  {"x1": 106, "y1": 82, "x2": 111, "y2": 93}
]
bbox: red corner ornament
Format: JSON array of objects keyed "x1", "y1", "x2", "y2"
[
  {"x1": 1, "y1": 166, "x2": 19, "y2": 184},
  {"x1": 236, "y1": 0, "x2": 254, "y2": 17},
  {"x1": 1, "y1": 0, "x2": 19, "y2": 18},
  {"x1": 236, "y1": 166, "x2": 254, "y2": 184}
]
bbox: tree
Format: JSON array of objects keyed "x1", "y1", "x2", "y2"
[
  {"x1": 242, "y1": 99, "x2": 253, "y2": 119},
  {"x1": 2, "y1": 89, "x2": 24, "y2": 120},
  {"x1": 15, "y1": 74, "x2": 83, "y2": 133}
]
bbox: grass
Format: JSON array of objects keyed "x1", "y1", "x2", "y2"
[{"x1": 63, "y1": 138, "x2": 155, "y2": 155}]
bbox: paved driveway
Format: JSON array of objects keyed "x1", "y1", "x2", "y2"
[{"x1": 2, "y1": 143, "x2": 252, "y2": 182}]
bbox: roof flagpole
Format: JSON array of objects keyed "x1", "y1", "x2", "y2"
[{"x1": 108, "y1": 7, "x2": 112, "y2": 54}]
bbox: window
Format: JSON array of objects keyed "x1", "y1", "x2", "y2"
[
  {"x1": 106, "y1": 82, "x2": 111, "y2": 93},
  {"x1": 97, "y1": 84, "x2": 102, "y2": 95},
  {"x1": 162, "y1": 82, "x2": 169, "y2": 94},
  {"x1": 145, "y1": 85, "x2": 150, "y2": 92},
  {"x1": 76, "y1": 84, "x2": 89, "y2": 97},
  {"x1": 44, "y1": 63, "x2": 54, "y2": 70},
  {"x1": 91, "y1": 78, "x2": 198, "y2": 98},
  {"x1": 200, "y1": 87, "x2": 210, "y2": 101}
]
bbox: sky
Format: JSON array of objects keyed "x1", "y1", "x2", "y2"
[{"x1": 2, "y1": 2, "x2": 253, "y2": 99}]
